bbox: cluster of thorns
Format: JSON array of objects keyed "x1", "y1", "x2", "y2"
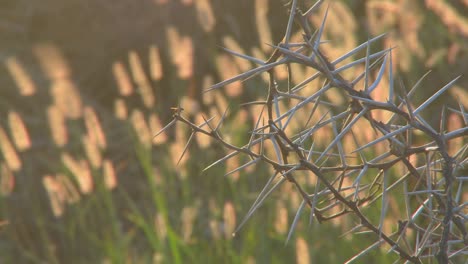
[{"x1": 156, "y1": 1, "x2": 468, "y2": 263}]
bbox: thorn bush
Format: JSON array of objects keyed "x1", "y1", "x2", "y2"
[{"x1": 157, "y1": 1, "x2": 468, "y2": 263}]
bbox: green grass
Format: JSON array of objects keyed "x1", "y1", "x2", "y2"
[
  {"x1": 0, "y1": 1, "x2": 466, "y2": 263},
  {"x1": 0, "y1": 119, "x2": 403, "y2": 264}
]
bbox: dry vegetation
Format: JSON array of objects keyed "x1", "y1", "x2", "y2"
[{"x1": 0, "y1": 0, "x2": 467, "y2": 263}]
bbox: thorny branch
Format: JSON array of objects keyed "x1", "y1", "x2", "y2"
[{"x1": 156, "y1": 1, "x2": 468, "y2": 263}]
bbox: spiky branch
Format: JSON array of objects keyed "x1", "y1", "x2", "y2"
[{"x1": 156, "y1": 1, "x2": 468, "y2": 263}]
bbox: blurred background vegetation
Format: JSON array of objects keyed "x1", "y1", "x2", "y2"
[{"x1": 0, "y1": 0, "x2": 467, "y2": 263}]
